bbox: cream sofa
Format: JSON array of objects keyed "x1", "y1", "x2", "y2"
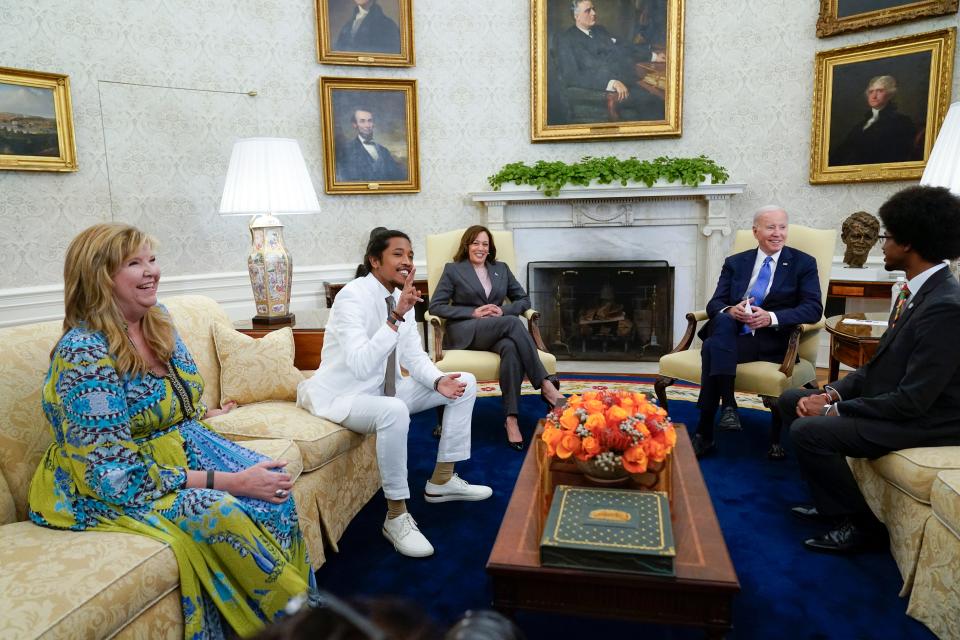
[
  {"x1": 0, "y1": 295, "x2": 380, "y2": 639},
  {"x1": 850, "y1": 449, "x2": 960, "y2": 639}
]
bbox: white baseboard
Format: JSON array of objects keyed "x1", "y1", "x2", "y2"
[{"x1": 0, "y1": 260, "x2": 427, "y2": 327}]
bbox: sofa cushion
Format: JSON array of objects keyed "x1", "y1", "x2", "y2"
[
  {"x1": 212, "y1": 324, "x2": 304, "y2": 404},
  {"x1": 0, "y1": 522, "x2": 178, "y2": 640},
  {"x1": 207, "y1": 401, "x2": 364, "y2": 473},
  {"x1": 931, "y1": 470, "x2": 960, "y2": 539},
  {"x1": 868, "y1": 447, "x2": 960, "y2": 504},
  {"x1": 0, "y1": 472, "x2": 15, "y2": 526},
  {"x1": 165, "y1": 295, "x2": 233, "y2": 412},
  {"x1": 240, "y1": 438, "x2": 304, "y2": 482}
]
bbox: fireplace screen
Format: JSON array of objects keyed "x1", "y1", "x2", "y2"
[{"x1": 527, "y1": 261, "x2": 673, "y2": 361}]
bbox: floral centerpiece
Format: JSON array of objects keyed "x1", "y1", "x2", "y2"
[{"x1": 541, "y1": 390, "x2": 676, "y2": 486}]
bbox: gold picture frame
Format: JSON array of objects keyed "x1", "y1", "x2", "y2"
[
  {"x1": 817, "y1": 0, "x2": 958, "y2": 38},
  {"x1": 530, "y1": 0, "x2": 685, "y2": 142},
  {"x1": 319, "y1": 76, "x2": 419, "y2": 195},
  {"x1": 315, "y1": 0, "x2": 414, "y2": 67},
  {"x1": 809, "y1": 28, "x2": 955, "y2": 185},
  {"x1": 0, "y1": 66, "x2": 77, "y2": 172}
]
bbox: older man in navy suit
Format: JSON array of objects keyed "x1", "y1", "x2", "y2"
[{"x1": 693, "y1": 205, "x2": 823, "y2": 459}]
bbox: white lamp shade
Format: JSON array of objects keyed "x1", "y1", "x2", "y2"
[
  {"x1": 219, "y1": 137, "x2": 321, "y2": 215},
  {"x1": 921, "y1": 102, "x2": 960, "y2": 196}
]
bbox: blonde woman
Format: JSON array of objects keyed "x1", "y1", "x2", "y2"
[{"x1": 27, "y1": 223, "x2": 315, "y2": 639}]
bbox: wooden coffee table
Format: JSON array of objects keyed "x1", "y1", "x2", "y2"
[{"x1": 486, "y1": 425, "x2": 739, "y2": 638}]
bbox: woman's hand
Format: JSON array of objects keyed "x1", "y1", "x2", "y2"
[
  {"x1": 203, "y1": 400, "x2": 237, "y2": 419},
  {"x1": 230, "y1": 460, "x2": 294, "y2": 503},
  {"x1": 472, "y1": 304, "x2": 503, "y2": 318}
]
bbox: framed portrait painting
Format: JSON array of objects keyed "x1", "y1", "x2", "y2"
[
  {"x1": 817, "y1": 0, "x2": 958, "y2": 38},
  {"x1": 809, "y1": 28, "x2": 955, "y2": 185},
  {"x1": 315, "y1": 0, "x2": 414, "y2": 67},
  {"x1": 0, "y1": 66, "x2": 77, "y2": 172},
  {"x1": 531, "y1": 0, "x2": 685, "y2": 142},
  {"x1": 319, "y1": 76, "x2": 419, "y2": 194}
]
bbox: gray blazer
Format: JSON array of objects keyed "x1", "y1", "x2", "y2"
[{"x1": 428, "y1": 260, "x2": 531, "y2": 350}]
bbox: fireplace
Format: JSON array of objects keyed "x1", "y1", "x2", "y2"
[{"x1": 528, "y1": 261, "x2": 673, "y2": 361}]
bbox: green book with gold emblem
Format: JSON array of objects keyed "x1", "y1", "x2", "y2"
[{"x1": 540, "y1": 485, "x2": 675, "y2": 576}]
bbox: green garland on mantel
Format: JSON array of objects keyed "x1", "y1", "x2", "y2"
[{"x1": 487, "y1": 155, "x2": 730, "y2": 197}]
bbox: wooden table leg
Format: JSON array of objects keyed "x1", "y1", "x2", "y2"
[{"x1": 828, "y1": 339, "x2": 840, "y2": 383}]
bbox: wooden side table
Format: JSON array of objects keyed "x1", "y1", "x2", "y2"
[
  {"x1": 234, "y1": 309, "x2": 328, "y2": 370},
  {"x1": 824, "y1": 312, "x2": 888, "y2": 381}
]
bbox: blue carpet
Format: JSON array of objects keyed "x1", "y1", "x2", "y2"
[{"x1": 315, "y1": 380, "x2": 935, "y2": 639}]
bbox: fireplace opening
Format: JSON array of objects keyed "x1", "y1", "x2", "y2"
[{"x1": 527, "y1": 261, "x2": 674, "y2": 362}]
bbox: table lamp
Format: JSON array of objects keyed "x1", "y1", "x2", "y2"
[
  {"x1": 219, "y1": 137, "x2": 321, "y2": 325},
  {"x1": 921, "y1": 101, "x2": 960, "y2": 195}
]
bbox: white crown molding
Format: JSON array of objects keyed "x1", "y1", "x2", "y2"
[{"x1": 0, "y1": 260, "x2": 426, "y2": 328}]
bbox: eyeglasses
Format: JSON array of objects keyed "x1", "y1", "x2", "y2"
[{"x1": 878, "y1": 234, "x2": 895, "y2": 245}]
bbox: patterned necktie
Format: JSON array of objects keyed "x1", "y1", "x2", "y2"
[
  {"x1": 741, "y1": 256, "x2": 773, "y2": 335},
  {"x1": 890, "y1": 283, "x2": 910, "y2": 327},
  {"x1": 384, "y1": 295, "x2": 396, "y2": 397}
]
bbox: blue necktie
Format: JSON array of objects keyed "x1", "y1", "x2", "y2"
[{"x1": 742, "y1": 256, "x2": 772, "y2": 335}]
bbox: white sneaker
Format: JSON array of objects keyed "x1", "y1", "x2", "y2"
[
  {"x1": 382, "y1": 513, "x2": 434, "y2": 557},
  {"x1": 424, "y1": 473, "x2": 493, "y2": 503}
]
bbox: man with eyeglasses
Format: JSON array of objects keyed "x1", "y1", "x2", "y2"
[{"x1": 780, "y1": 185, "x2": 960, "y2": 554}]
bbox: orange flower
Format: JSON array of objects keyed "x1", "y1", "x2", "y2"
[
  {"x1": 623, "y1": 445, "x2": 648, "y2": 474},
  {"x1": 542, "y1": 427, "x2": 563, "y2": 457},
  {"x1": 582, "y1": 391, "x2": 599, "y2": 402},
  {"x1": 605, "y1": 404, "x2": 630, "y2": 428},
  {"x1": 643, "y1": 437, "x2": 667, "y2": 462},
  {"x1": 584, "y1": 412, "x2": 606, "y2": 432},
  {"x1": 579, "y1": 435, "x2": 601, "y2": 459},
  {"x1": 557, "y1": 432, "x2": 582, "y2": 459},
  {"x1": 663, "y1": 424, "x2": 677, "y2": 448},
  {"x1": 583, "y1": 399, "x2": 605, "y2": 415},
  {"x1": 559, "y1": 408, "x2": 580, "y2": 431}
]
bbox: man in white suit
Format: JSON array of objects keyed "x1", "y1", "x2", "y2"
[{"x1": 297, "y1": 229, "x2": 491, "y2": 557}]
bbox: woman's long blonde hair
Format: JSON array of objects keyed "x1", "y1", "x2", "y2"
[{"x1": 61, "y1": 223, "x2": 174, "y2": 376}]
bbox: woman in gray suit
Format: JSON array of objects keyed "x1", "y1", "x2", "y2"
[{"x1": 429, "y1": 226, "x2": 564, "y2": 450}]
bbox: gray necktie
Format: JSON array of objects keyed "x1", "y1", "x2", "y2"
[{"x1": 384, "y1": 295, "x2": 396, "y2": 397}]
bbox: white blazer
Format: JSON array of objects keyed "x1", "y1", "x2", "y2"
[{"x1": 296, "y1": 273, "x2": 443, "y2": 422}]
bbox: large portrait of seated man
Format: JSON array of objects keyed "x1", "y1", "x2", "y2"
[{"x1": 533, "y1": 0, "x2": 685, "y2": 141}]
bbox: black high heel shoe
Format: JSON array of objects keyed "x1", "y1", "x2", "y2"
[
  {"x1": 504, "y1": 421, "x2": 525, "y2": 451},
  {"x1": 541, "y1": 375, "x2": 567, "y2": 411}
]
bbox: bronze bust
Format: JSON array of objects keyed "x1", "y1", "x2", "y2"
[{"x1": 841, "y1": 211, "x2": 880, "y2": 268}]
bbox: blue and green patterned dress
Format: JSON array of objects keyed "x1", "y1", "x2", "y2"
[{"x1": 27, "y1": 321, "x2": 316, "y2": 639}]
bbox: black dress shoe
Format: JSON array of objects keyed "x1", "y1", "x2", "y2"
[
  {"x1": 716, "y1": 406, "x2": 742, "y2": 431},
  {"x1": 767, "y1": 443, "x2": 786, "y2": 460},
  {"x1": 506, "y1": 439, "x2": 525, "y2": 452},
  {"x1": 691, "y1": 433, "x2": 717, "y2": 459},
  {"x1": 803, "y1": 519, "x2": 887, "y2": 554},
  {"x1": 791, "y1": 504, "x2": 829, "y2": 523}
]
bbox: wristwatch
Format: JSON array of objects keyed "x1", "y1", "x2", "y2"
[{"x1": 386, "y1": 315, "x2": 400, "y2": 327}]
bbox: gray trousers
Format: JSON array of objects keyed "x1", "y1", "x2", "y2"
[{"x1": 467, "y1": 316, "x2": 548, "y2": 416}]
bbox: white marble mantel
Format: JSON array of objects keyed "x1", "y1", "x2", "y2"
[{"x1": 470, "y1": 182, "x2": 746, "y2": 315}]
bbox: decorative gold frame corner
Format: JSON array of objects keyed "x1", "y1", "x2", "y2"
[
  {"x1": 817, "y1": 0, "x2": 958, "y2": 38},
  {"x1": 809, "y1": 28, "x2": 955, "y2": 185},
  {"x1": 319, "y1": 76, "x2": 420, "y2": 195},
  {"x1": 0, "y1": 66, "x2": 77, "y2": 172},
  {"x1": 315, "y1": 0, "x2": 415, "y2": 67},
  {"x1": 530, "y1": 0, "x2": 685, "y2": 142}
]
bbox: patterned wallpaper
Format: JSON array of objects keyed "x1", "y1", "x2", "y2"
[{"x1": 0, "y1": 0, "x2": 958, "y2": 290}]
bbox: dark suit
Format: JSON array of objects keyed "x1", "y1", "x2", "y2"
[
  {"x1": 781, "y1": 266, "x2": 960, "y2": 518},
  {"x1": 336, "y1": 136, "x2": 405, "y2": 182},
  {"x1": 429, "y1": 260, "x2": 547, "y2": 416},
  {"x1": 551, "y1": 25, "x2": 663, "y2": 124},
  {"x1": 696, "y1": 246, "x2": 823, "y2": 438},
  {"x1": 829, "y1": 105, "x2": 917, "y2": 167},
  {"x1": 334, "y1": 1, "x2": 400, "y2": 54}
]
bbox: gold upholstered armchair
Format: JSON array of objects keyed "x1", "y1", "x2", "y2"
[
  {"x1": 424, "y1": 228, "x2": 557, "y2": 433},
  {"x1": 655, "y1": 225, "x2": 836, "y2": 459}
]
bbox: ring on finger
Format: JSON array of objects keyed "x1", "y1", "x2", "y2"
[{"x1": 274, "y1": 489, "x2": 288, "y2": 498}]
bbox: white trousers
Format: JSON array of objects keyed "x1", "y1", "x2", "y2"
[{"x1": 340, "y1": 372, "x2": 477, "y2": 500}]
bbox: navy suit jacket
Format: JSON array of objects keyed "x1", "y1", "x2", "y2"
[
  {"x1": 699, "y1": 246, "x2": 823, "y2": 358},
  {"x1": 334, "y1": 2, "x2": 400, "y2": 54},
  {"x1": 831, "y1": 267, "x2": 960, "y2": 449},
  {"x1": 428, "y1": 260, "x2": 531, "y2": 350}
]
